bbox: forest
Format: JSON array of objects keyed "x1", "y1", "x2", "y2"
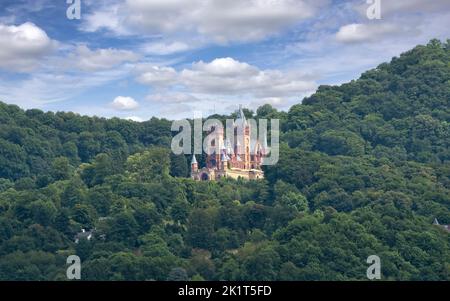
[{"x1": 0, "y1": 39, "x2": 448, "y2": 280}]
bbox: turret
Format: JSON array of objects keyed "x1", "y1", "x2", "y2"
[
  {"x1": 221, "y1": 153, "x2": 228, "y2": 170},
  {"x1": 191, "y1": 155, "x2": 198, "y2": 172},
  {"x1": 226, "y1": 138, "x2": 234, "y2": 155},
  {"x1": 261, "y1": 131, "x2": 268, "y2": 156},
  {"x1": 237, "y1": 104, "x2": 247, "y2": 126}
]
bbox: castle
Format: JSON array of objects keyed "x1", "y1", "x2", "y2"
[{"x1": 191, "y1": 106, "x2": 267, "y2": 181}]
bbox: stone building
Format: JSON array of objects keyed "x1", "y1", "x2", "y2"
[{"x1": 191, "y1": 106, "x2": 266, "y2": 181}]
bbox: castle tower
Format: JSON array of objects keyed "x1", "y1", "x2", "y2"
[
  {"x1": 191, "y1": 105, "x2": 265, "y2": 181},
  {"x1": 237, "y1": 105, "x2": 251, "y2": 170},
  {"x1": 221, "y1": 152, "x2": 228, "y2": 170},
  {"x1": 206, "y1": 122, "x2": 224, "y2": 169},
  {"x1": 191, "y1": 155, "x2": 198, "y2": 172}
]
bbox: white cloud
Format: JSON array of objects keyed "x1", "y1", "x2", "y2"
[
  {"x1": 136, "y1": 57, "x2": 317, "y2": 113},
  {"x1": 385, "y1": 0, "x2": 450, "y2": 14},
  {"x1": 179, "y1": 58, "x2": 316, "y2": 97},
  {"x1": 146, "y1": 92, "x2": 200, "y2": 104},
  {"x1": 189, "y1": 57, "x2": 259, "y2": 77},
  {"x1": 125, "y1": 116, "x2": 144, "y2": 122},
  {"x1": 0, "y1": 22, "x2": 55, "y2": 72},
  {"x1": 354, "y1": 0, "x2": 450, "y2": 16},
  {"x1": 82, "y1": 0, "x2": 327, "y2": 43},
  {"x1": 80, "y1": 3, "x2": 130, "y2": 35},
  {"x1": 73, "y1": 45, "x2": 140, "y2": 72},
  {"x1": 135, "y1": 65, "x2": 179, "y2": 86},
  {"x1": 0, "y1": 64, "x2": 134, "y2": 108},
  {"x1": 136, "y1": 57, "x2": 316, "y2": 97},
  {"x1": 142, "y1": 41, "x2": 191, "y2": 55},
  {"x1": 335, "y1": 23, "x2": 408, "y2": 43},
  {"x1": 191, "y1": 0, "x2": 325, "y2": 43},
  {"x1": 111, "y1": 96, "x2": 139, "y2": 110}
]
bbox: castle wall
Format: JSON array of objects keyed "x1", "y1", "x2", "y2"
[{"x1": 191, "y1": 167, "x2": 264, "y2": 181}]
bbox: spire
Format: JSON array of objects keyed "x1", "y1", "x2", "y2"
[
  {"x1": 226, "y1": 138, "x2": 233, "y2": 154},
  {"x1": 221, "y1": 153, "x2": 228, "y2": 161},
  {"x1": 191, "y1": 154, "x2": 197, "y2": 165},
  {"x1": 433, "y1": 218, "x2": 440, "y2": 225},
  {"x1": 254, "y1": 141, "x2": 261, "y2": 153},
  {"x1": 221, "y1": 139, "x2": 227, "y2": 151},
  {"x1": 262, "y1": 131, "x2": 268, "y2": 150},
  {"x1": 237, "y1": 104, "x2": 247, "y2": 126}
]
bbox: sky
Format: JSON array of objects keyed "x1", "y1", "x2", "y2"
[{"x1": 0, "y1": 0, "x2": 449, "y2": 121}]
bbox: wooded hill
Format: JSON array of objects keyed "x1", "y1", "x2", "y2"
[{"x1": 0, "y1": 39, "x2": 448, "y2": 280}]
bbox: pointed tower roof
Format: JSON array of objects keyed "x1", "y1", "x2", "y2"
[
  {"x1": 433, "y1": 218, "x2": 440, "y2": 225},
  {"x1": 262, "y1": 131, "x2": 268, "y2": 150},
  {"x1": 255, "y1": 141, "x2": 261, "y2": 152},
  {"x1": 237, "y1": 104, "x2": 247, "y2": 126},
  {"x1": 221, "y1": 139, "x2": 227, "y2": 151},
  {"x1": 226, "y1": 138, "x2": 233, "y2": 154},
  {"x1": 191, "y1": 154, "x2": 197, "y2": 165}
]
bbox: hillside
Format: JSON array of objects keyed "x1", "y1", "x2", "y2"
[{"x1": 0, "y1": 40, "x2": 449, "y2": 280}]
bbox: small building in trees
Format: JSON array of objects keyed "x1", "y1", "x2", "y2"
[{"x1": 433, "y1": 218, "x2": 450, "y2": 232}]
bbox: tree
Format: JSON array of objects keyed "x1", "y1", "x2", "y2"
[
  {"x1": 126, "y1": 147, "x2": 170, "y2": 182},
  {"x1": 277, "y1": 192, "x2": 309, "y2": 213},
  {"x1": 29, "y1": 200, "x2": 57, "y2": 226},
  {"x1": 91, "y1": 153, "x2": 115, "y2": 186},
  {"x1": 76, "y1": 237, "x2": 94, "y2": 261},
  {"x1": 167, "y1": 267, "x2": 188, "y2": 281},
  {"x1": 241, "y1": 242, "x2": 280, "y2": 281},
  {"x1": 71, "y1": 204, "x2": 95, "y2": 227},
  {"x1": 0, "y1": 139, "x2": 29, "y2": 180},
  {"x1": 109, "y1": 212, "x2": 139, "y2": 246},
  {"x1": 187, "y1": 209, "x2": 215, "y2": 250},
  {"x1": 170, "y1": 199, "x2": 190, "y2": 224},
  {"x1": 51, "y1": 157, "x2": 71, "y2": 181},
  {"x1": 170, "y1": 153, "x2": 188, "y2": 177},
  {"x1": 54, "y1": 209, "x2": 71, "y2": 235},
  {"x1": 188, "y1": 249, "x2": 216, "y2": 280},
  {"x1": 316, "y1": 130, "x2": 366, "y2": 156}
]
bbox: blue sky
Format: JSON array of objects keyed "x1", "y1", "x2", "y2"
[{"x1": 0, "y1": 0, "x2": 449, "y2": 120}]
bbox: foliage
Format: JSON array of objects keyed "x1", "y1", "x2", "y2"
[{"x1": 0, "y1": 40, "x2": 448, "y2": 280}]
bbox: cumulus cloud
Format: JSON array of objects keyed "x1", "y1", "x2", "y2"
[
  {"x1": 354, "y1": 0, "x2": 450, "y2": 17},
  {"x1": 335, "y1": 0, "x2": 449, "y2": 46},
  {"x1": 137, "y1": 57, "x2": 316, "y2": 96},
  {"x1": 335, "y1": 23, "x2": 409, "y2": 43},
  {"x1": 111, "y1": 96, "x2": 139, "y2": 110},
  {"x1": 135, "y1": 65, "x2": 179, "y2": 86},
  {"x1": 73, "y1": 45, "x2": 140, "y2": 72},
  {"x1": 190, "y1": 0, "x2": 325, "y2": 43},
  {"x1": 0, "y1": 22, "x2": 55, "y2": 72},
  {"x1": 136, "y1": 57, "x2": 317, "y2": 111},
  {"x1": 80, "y1": 3, "x2": 129, "y2": 34},
  {"x1": 82, "y1": 0, "x2": 327, "y2": 43},
  {"x1": 183, "y1": 58, "x2": 316, "y2": 97}
]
